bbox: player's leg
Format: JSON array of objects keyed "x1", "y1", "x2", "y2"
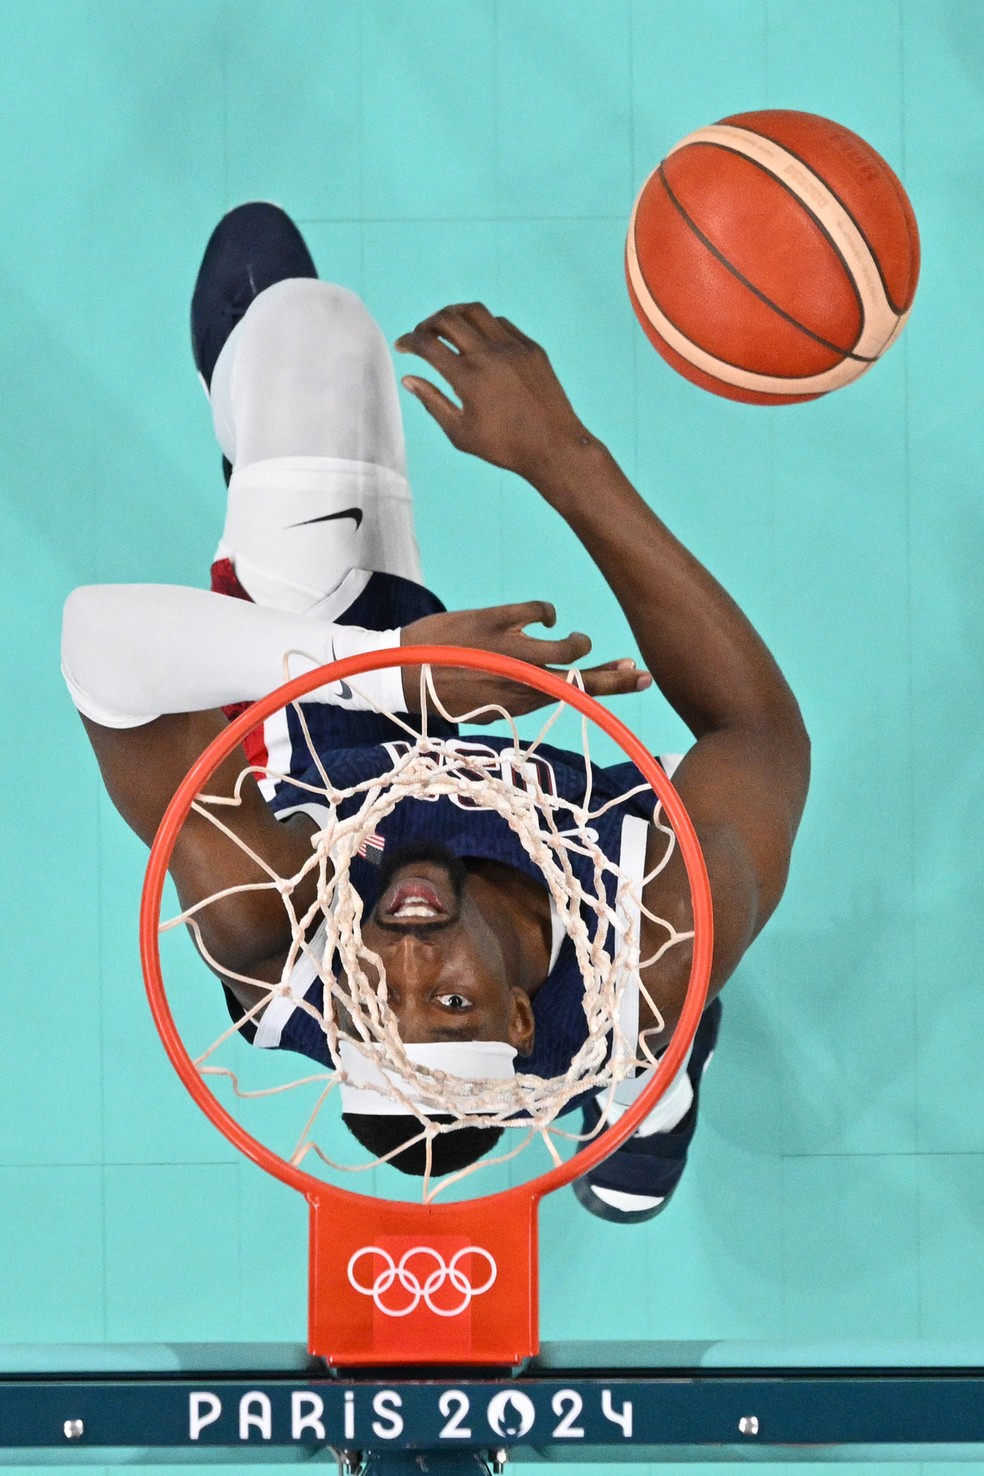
[
  {"x1": 573, "y1": 998, "x2": 722, "y2": 1222},
  {"x1": 194, "y1": 204, "x2": 452, "y2": 768},
  {"x1": 191, "y1": 201, "x2": 318, "y2": 457},
  {"x1": 66, "y1": 210, "x2": 420, "y2": 996},
  {"x1": 212, "y1": 275, "x2": 409, "y2": 478},
  {"x1": 194, "y1": 205, "x2": 422, "y2": 616}
]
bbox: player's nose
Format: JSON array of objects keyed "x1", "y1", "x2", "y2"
[{"x1": 375, "y1": 935, "x2": 443, "y2": 995}]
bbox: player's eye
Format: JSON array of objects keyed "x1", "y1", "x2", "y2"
[{"x1": 436, "y1": 992, "x2": 471, "y2": 1011}]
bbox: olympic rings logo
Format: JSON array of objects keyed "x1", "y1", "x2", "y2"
[{"x1": 347, "y1": 1245, "x2": 497, "y2": 1317}]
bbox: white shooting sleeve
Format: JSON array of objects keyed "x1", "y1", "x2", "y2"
[{"x1": 61, "y1": 583, "x2": 403, "y2": 728}]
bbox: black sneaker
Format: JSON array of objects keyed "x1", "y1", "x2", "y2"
[
  {"x1": 191, "y1": 202, "x2": 318, "y2": 485},
  {"x1": 572, "y1": 997, "x2": 722, "y2": 1224}
]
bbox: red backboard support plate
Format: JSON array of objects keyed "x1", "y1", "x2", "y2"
[{"x1": 309, "y1": 1190, "x2": 538, "y2": 1366}]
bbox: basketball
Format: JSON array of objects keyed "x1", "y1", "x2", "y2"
[{"x1": 625, "y1": 109, "x2": 920, "y2": 404}]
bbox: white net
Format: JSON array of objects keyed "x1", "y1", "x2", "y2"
[{"x1": 160, "y1": 662, "x2": 696, "y2": 1199}]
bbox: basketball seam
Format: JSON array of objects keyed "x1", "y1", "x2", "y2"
[
  {"x1": 657, "y1": 156, "x2": 871, "y2": 364},
  {"x1": 626, "y1": 261, "x2": 822, "y2": 398},
  {"x1": 716, "y1": 122, "x2": 910, "y2": 317}
]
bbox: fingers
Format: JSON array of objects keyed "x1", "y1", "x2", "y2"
[
  {"x1": 579, "y1": 661, "x2": 653, "y2": 697},
  {"x1": 461, "y1": 604, "x2": 651, "y2": 680},
  {"x1": 395, "y1": 326, "x2": 463, "y2": 378},
  {"x1": 404, "y1": 603, "x2": 651, "y2": 705},
  {"x1": 400, "y1": 374, "x2": 460, "y2": 434},
  {"x1": 469, "y1": 601, "x2": 588, "y2": 662},
  {"x1": 396, "y1": 303, "x2": 538, "y2": 380},
  {"x1": 440, "y1": 610, "x2": 580, "y2": 669},
  {"x1": 472, "y1": 658, "x2": 651, "y2": 722},
  {"x1": 395, "y1": 312, "x2": 483, "y2": 435},
  {"x1": 520, "y1": 633, "x2": 593, "y2": 667},
  {"x1": 456, "y1": 302, "x2": 512, "y2": 339},
  {"x1": 397, "y1": 303, "x2": 509, "y2": 358},
  {"x1": 488, "y1": 599, "x2": 557, "y2": 631}
]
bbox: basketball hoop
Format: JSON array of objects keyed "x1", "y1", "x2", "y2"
[{"x1": 141, "y1": 646, "x2": 712, "y2": 1366}]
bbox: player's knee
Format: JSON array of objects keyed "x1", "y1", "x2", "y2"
[
  {"x1": 241, "y1": 277, "x2": 385, "y2": 364},
  {"x1": 230, "y1": 278, "x2": 394, "y2": 453}
]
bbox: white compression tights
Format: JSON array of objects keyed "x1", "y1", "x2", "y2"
[
  {"x1": 62, "y1": 278, "x2": 420, "y2": 726},
  {"x1": 211, "y1": 277, "x2": 423, "y2": 613}
]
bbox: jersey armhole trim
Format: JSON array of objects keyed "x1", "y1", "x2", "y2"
[
  {"x1": 253, "y1": 919, "x2": 328, "y2": 1049},
  {"x1": 615, "y1": 812, "x2": 649, "y2": 1061}
]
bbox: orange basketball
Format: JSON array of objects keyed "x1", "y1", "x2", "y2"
[{"x1": 626, "y1": 109, "x2": 920, "y2": 404}]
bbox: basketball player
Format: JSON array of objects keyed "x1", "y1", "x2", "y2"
[{"x1": 62, "y1": 205, "x2": 809, "y2": 1219}]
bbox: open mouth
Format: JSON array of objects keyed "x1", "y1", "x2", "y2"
[{"x1": 381, "y1": 877, "x2": 452, "y2": 925}]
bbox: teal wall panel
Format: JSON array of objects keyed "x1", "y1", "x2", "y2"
[
  {"x1": 781, "y1": 1155, "x2": 921, "y2": 1339},
  {"x1": 763, "y1": 0, "x2": 907, "y2": 152},
  {"x1": 234, "y1": 1164, "x2": 310, "y2": 1344},
  {"x1": 497, "y1": 0, "x2": 634, "y2": 218},
  {"x1": 361, "y1": 1, "x2": 499, "y2": 220},
  {"x1": 630, "y1": 0, "x2": 769, "y2": 167},
  {"x1": 0, "y1": 1168, "x2": 106, "y2": 1342},
  {"x1": 903, "y1": 0, "x2": 984, "y2": 1163},
  {"x1": 498, "y1": 218, "x2": 637, "y2": 465},
  {"x1": 918, "y1": 1153, "x2": 984, "y2": 1339},
  {"x1": 226, "y1": 0, "x2": 364, "y2": 221},
  {"x1": 103, "y1": 1165, "x2": 241, "y2": 1341}
]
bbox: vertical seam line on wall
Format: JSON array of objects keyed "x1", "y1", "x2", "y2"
[
  {"x1": 221, "y1": 0, "x2": 229, "y2": 206},
  {"x1": 358, "y1": 0, "x2": 365, "y2": 291},
  {"x1": 493, "y1": 0, "x2": 505, "y2": 600},
  {"x1": 898, "y1": 0, "x2": 923, "y2": 1338}
]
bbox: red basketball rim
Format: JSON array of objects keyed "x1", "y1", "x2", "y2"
[{"x1": 140, "y1": 644, "x2": 713, "y2": 1212}]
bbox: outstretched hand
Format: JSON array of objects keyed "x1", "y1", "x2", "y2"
[
  {"x1": 400, "y1": 602, "x2": 650, "y2": 719},
  {"x1": 395, "y1": 303, "x2": 591, "y2": 483}
]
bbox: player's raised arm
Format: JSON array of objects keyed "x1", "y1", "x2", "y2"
[
  {"x1": 60, "y1": 578, "x2": 643, "y2": 989},
  {"x1": 396, "y1": 303, "x2": 810, "y2": 1023}
]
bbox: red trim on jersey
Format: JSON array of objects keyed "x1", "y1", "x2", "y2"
[{"x1": 209, "y1": 557, "x2": 270, "y2": 773}]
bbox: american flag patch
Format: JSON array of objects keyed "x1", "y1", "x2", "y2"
[{"x1": 358, "y1": 833, "x2": 386, "y2": 864}]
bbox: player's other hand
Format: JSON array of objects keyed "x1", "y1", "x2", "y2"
[
  {"x1": 401, "y1": 602, "x2": 651, "y2": 719},
  {"x1": 395, "y1": 304, "x2": 591, "y2": 483}
]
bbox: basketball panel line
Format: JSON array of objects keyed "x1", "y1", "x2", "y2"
[
  {"x1": 656, "y1": 158, "x2": 869, "y2": 363},
  {"x1": 626, "y1": 172, "x2": 910, "y2": 396},
  {"x1": 669, "y1": 124, "x2": 904, "y2": 348}
]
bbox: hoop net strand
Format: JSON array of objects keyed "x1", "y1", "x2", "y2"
[{"x1": 143, "y1": 647, "x2": 712, "y2": 1205}]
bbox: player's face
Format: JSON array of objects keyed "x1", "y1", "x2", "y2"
[{"x1": 358, "y1": 847, "x2": 533, "y2": 1053}]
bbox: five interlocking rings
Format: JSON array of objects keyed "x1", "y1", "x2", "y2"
[{"x1": 347, "y1": 1245, "x2": 498, "y2": 1317}]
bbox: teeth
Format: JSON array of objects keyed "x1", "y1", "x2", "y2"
[{"x1": 393, "y1": 896, "x2": 440, "y2": 919}]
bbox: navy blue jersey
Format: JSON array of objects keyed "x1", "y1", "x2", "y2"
[
  {"x1": 212, "y1": 563, "x2": 662, "y2": 1103},
  {"x1": 259, "y1": 734, "x2": 658, "y2": 1095}
]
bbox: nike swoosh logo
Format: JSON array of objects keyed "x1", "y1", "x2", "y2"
[
  {"x1": 330, "y1": 638, "x2": 354, "y2": 702},
  {"x1": 289, "y1": 507, "x2": 363, "y2": 530}
]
